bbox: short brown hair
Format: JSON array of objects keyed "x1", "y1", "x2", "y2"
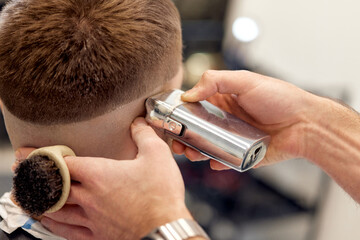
[{"x1": 0, "y1": 0, "x2": 182, "y2": 124}]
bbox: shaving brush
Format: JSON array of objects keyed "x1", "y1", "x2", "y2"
[{"x1": 12, "y1": 145, "x2": 75, "y2": 217}]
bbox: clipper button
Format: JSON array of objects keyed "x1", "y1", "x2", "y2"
[
  {"x1": 166, "y1": 118, "x2": 183, "y2": 136},
  {"x1": 169, "y1": 121, "x2": 177, "y2": 131}
]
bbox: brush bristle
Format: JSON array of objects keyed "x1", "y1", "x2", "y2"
[{"x1": 13, "y1": 155, "x2": 63, "y2": 216}]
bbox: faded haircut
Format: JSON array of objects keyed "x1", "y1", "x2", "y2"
[{"x1": 0, "y1": 0, "x2": 182, "y2": 124}]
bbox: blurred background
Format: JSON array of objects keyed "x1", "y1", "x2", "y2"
[{"x1": 1, "y1": 0, "x2": 360, "y2": 239}]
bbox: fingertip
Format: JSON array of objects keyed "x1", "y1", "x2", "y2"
[
  {"x1": 131, "y1": 117, "x2": 156, "y2": 145},
  {"x1": 13, "y1": 148, "x2": 37, "y2": 172},
  {"x1": 132, "y1": 117, "x2": 148, "y2": 128},
  {"x1": 15, "y1": 147, "x2": 36, "y2": 161},
  {"x1": 181, "y1": 89, "x2": 199, "y2": 102},
  {"x1": 209, "y1": 160, "x2": 231, "y2": 171},
  {"x1": 184, "y1": 147, "x2": 208, "y2": 161},
  {"x1": 183, "y1": 70, "x2": 223, "y2": 103},
  {"x1": 14, "y1": 150, "x2": 22, "y2": 161},
  {"x1": 131, "y1": 118, "x2": 155, "y2": 137},
  {"x1": 171, "y1": 140, "x2": 185, "y2": 155},
  {"x1": 131, "y1": 117, "x2": 168, "y2": 157},
  {"x1": 131, "y1": 117, "x2": 152, "y2": 137}
]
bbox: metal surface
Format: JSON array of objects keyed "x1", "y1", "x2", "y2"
[
  {"x1": 146, "y1": 90, "x2": 270, "y2": 172},
  {"x1": 142, "y1": 218, "x2": 210, "y2": 240}
]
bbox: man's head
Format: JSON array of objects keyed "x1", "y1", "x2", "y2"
[{"x1": 0, "y1": 0, "x2": 182, "y2": 158}]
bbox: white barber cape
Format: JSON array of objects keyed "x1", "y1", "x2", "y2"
[{"x1": 0, "y1": 192, "x2": 65, "y2": 240}]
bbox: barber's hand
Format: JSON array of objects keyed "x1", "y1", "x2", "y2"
[
  {"x1": 173, "y1": 70, "x2": 316, "y2": 169},
  {"x1": 15, "y1": 118, "x2": 192, "y2": 240}
]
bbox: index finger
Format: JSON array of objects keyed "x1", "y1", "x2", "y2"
[
  {"x1": 131, "y1": 117, "x2": 171, "y2": 158},
  {"x1": 64, "y1": 155, "x2": 120, "y2": 185},
  {"x1": 63, "y1": 156, "x2": 103, "y2": 183},
  {"x1": 63, "y1": 156, "x2": 86, "y2": 182},
  {"x1": 12, "y1": 147, "x2": 37, "y2": 172},
  {"x1": 15, "y1": 147, "x2": 37, "y2": 160},
  {"x1": 181, "y1": 70, "x2": 263, "y2": 102}
]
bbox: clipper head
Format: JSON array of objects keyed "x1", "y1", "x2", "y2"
[{"x1": 145, "y1": 90, "x2": 183, "y2": 124}]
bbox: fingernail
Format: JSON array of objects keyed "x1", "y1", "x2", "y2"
[
  {"x1": 15, "y1": 150, "x2": 22, "y2": 161},
  {"x1": 132, "y1": 117, "x2": 147, "y2": 127},
  {"x1": 181, "y1": 91, "x2": 195, "y2": 100}
]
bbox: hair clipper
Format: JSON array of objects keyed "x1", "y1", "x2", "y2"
[{"x1": 145, "y1": 90, "x2": 270, "y2": 172}]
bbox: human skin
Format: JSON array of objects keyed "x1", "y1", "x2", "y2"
[
  {"x1": 174, "y1": 70, "x2": 360, "y2": 203},
  {"x1": 2, "y1": 66, "x2": 183, "y2": 160},
  {"x1": 15, "y1": 118, "x2": 202, "y2": 240},
  {"x1": 1, "y1": 67, "x2": 187, "y2": 239},
  {"x1": 13, "y1": 70, "x2": 360, "y2": 238}
]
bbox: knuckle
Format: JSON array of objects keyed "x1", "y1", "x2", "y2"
[
  {"x1": 70, "y1": 187, "x2": 90, "y2": 207},
  {"x1": 238, "y1": 69, "x2": 250, "y2": 75},
  {"x1": 201, "y1": 70, "x2": 219, "y2": 91},
  {"x1": 238, "y1": 70, "x2": 253, "y2": 79},
  {"x1": 85, "y1": 176, "x2": 98, "y2": 188},
  {"x1": 201, "y1": 70, "x2": 216, "y2": 82},
  {"x1": 81, "y1": 196, "x2": 99, "y2": 216},
  {"x1": 202, "y1": 69, "x2": 215, "y2": 78}
]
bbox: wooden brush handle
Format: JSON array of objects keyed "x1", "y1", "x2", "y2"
[{"x1": 27, "y1": 145, "x2": 75, "y2": 213}]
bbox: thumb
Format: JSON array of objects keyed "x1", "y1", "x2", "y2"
[
  {"x1": 182, "y1": 70, "x2": 229, "y2": 102},
  {"x1": 131, "y1": 117, "x2": 171, "y2": 159},
  {"x1": 181, "y1": 71, "x2": 218, "y2": 102},
  {"x1": 182, "y1": 70, "x2": 263, "y2": 102}
]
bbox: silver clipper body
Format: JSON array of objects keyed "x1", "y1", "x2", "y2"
[{"x1": 145, "y1": 90, "x2": 270, "y2": 172}]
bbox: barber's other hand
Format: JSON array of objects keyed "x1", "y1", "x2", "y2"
[
  {"x1": 15, "y1": 118, "x2": 192, "y2": 240},
  {"x1": 173, "y1": 70, "x2": 316, "y2": 169}
]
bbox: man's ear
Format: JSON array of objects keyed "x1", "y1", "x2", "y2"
[{"x1": 0, "y1": 100, "x2": 3, "y2": 113}]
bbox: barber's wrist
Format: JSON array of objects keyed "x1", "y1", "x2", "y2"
[
  {"x1": 141, "y1": 217, "x2": 209, "y2": 240},
  {"x1": 301, "y1": 95, "x2": 360, "y2": 203},
  {"x1": 302, "y1": 96, "x2": 336, "y2": 162},
  {"x1": 139, "y1": 202, "x2": 194, "y2": 238},
  {"x1": 303, "y1": 96, "x2": 360, "y2": 165}
]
